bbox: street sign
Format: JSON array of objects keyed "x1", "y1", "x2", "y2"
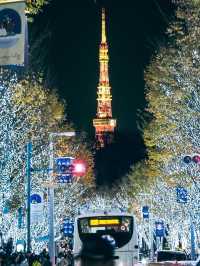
[
  {"x1": 55, "y1": 157, "x2": 74, "y2": 175},
  {"x1": 34, "y1": 235, "x2": 49, "y2": 243},
  {"x1": 16, "y1": 239, "x2": 25, "y2": 252},
  {"x1": 63, "y1": 218, "x2": 74, "y2": 237},
  {"x1": 30, "y1": 192, "x2": 44, "y2": 224},
  {"x1": 30, "y1": 193, "x2": 42, "y2": 204},
  {"x1": 155, "y1": 221, "x2": 164, "y2": 237},
  {"x1": 56, "y1": 175, "x2": 72, "y2": 184},
  {"x1": 142, "y1": 206, "x2": 149, "y2": 219},
  {"x1": 54, "y1": 157, "x2": 74, "y2": 184},
  {"x1": 176, "y1": 187, "x2": 187, "y2": 204}
]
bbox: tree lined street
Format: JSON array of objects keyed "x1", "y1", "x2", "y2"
[{"x1": 0, "y1": 0, "x2": 200, "y2": 265}]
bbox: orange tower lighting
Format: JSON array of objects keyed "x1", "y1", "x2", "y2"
[{"x1": 93, "y1": 8, "x2": 117, "y2": 149}]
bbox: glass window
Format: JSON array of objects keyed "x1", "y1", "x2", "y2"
[{"x1": 78, "y1": 216, "x2": 133, "y2": 248}]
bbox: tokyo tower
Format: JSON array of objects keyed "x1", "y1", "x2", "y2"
[{"x1": 93, "y1": 8, "x2": 116, "y2": 149}]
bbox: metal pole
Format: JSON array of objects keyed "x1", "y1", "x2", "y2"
[
  {"x1": 190, "y1": 216, "x2": 196, "y2": 260},
  {"x1": 48, "y1": 134, "x2": 55, "y2": 266},
  {"x1": 47, "y1": 131, "x2": 75, "y2": 266},
  {"x1": 26, "y1": 142, "x2": 32, "y2": 253},
  {"x1": 149, "y1": 214, "x2": 154, "y2": 261}
]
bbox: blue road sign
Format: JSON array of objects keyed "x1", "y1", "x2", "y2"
[
  {"x1": 63, "y1": 218, "x2": 74, "y2": 237},
  {"x1": 55, "y1": 157, "x2": 74, "y2": 175},
  {"x1": 142, "y1": 206, "x2": 149, "y2": 219},
  {"x1": 56, "y1": 175, "x2": 72, "y2": 184},
  {"x1": 30, "y1": 194, "x2": 42, "y2": 204},
  {"x1": 155, "y1": 221, "x2": 164, "y2": 237},
  {"x1": 34, "y1": 235, "x2": 49, "y2": 243},
  {"x1": 176, "y1": 187, "x2": 187, "y2": 203}
]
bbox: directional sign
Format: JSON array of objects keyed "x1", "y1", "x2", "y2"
[
  {"x1": 56, "y1": 175, "x2": 72, "y2": 184},
  {"x1": 176, "y1": 187, "x2": 187, "y2": 204},
  {"x1": 55, "y1": 157, "x2": 74, "y2": 175}
]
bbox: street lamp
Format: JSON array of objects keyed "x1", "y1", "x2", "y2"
[
  {"x1": 26, "y1": 131, "x2": 86, "y2": 265},
  {"x1": 48, "y1": 131, "x2": 75, "y2": 266}
]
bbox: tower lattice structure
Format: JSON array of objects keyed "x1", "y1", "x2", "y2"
[{"x1": 93, "y1": 8, "x2": 116, "y2": 149}]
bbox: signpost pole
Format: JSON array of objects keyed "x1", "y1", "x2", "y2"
[
  {"x1": 48, "y1": 132, "x2": 75, "y2": 266},
  {"x1": 48, "y1": 134, "x2": 55, "y2": 266},
  {"x1": 26, "y1": 142, "x2": 32, "y2": 253},
  {"x1": 190, "y1": 214, "x2": 196, "y2": 260}
]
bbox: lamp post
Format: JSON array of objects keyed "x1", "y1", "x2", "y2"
[{"x1": 48, "y1": 132, "x2": 75, "y2": 266}]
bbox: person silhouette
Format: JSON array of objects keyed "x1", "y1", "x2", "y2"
[
  {"x1": 0, "y1": 23, "x2": 7, "y2": 36},
  {"x1": 74, "y1": 235, "x2": 118, "y2": 266}
]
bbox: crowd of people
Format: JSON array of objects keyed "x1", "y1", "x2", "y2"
[
  {"x1": 0, "y1": 238, "x2": 74, "y2": 266},
  {"x1": 0, "y1": 234, "x2": 117, "y2": 266},
  {"x1": 0, "y1": 249, "x2": 74, "y2": 266}
]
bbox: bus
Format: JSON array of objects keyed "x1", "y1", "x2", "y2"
[{"x1": 73, "y1": 210, "x2": 139, "y2": 265}]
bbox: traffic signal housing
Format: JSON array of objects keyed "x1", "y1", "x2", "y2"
[{"x1": 183, "y1": 155, "x2": 200, "y2": 164}]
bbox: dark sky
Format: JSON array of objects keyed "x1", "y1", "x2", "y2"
[
  {"x1": 30, "y1": 0, "x2": 175, "y2": 183},
  {"x1": 31, "y1": 0, "x2": 175, "y2": 137}
]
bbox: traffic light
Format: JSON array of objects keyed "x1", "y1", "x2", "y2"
[
  {"x1": 183, "y1": 155, "x2": 200, "y2": 164},
  {"x1": 63, "y1": 218, "x2": 74, "y2": 237},
  {"x1": 72, "y1": 159, "x2": 87, "y2": 177}
]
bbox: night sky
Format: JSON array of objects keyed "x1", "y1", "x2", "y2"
[{"x1": 30, "y1": 0, "x2": 175, "y2": 183}]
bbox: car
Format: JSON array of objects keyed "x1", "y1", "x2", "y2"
[{"x1": 156, "y1": 250, "x2": 187, "y2": 262}]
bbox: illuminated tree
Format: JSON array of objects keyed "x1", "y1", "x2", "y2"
[
  {"x1": 132, "y1": 0, "x2": 200, "y2": 251},
  {"x1": 26, "y1": 0, "x2": 50, "y2": 15},
  {"x1": 143, "y1": 0, "x2": 200, "y2": 185},
  {"x1": 0, "y1": 69, "x2": 94, "y2": 249}
]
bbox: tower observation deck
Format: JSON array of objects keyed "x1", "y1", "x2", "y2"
[{"x1": 93, "y1": 8, "x2": 116, "y2": 149}]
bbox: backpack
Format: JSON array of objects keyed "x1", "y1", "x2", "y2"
[{"x1": 32, "y1": 261, "x2": 42, "y2": 266}]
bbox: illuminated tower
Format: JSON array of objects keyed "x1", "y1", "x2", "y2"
[{"x1": 93, "y1": 8, "x2": 116, "y2": 149}]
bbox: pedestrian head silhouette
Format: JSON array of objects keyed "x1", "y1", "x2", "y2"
[{"x1": 74, "y1": 235, "x2": 118, "y2": 266}]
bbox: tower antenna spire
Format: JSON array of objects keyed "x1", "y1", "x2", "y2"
[
  {"x1": 93, "y1": 8, "x2": 116, "y2": 149},
  {"x1": 101, "y1": 7, "x2": 106, "y2": 43}
]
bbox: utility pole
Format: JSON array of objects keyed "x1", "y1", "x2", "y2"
[
  {"x1": 190, "y1": 214, "x2": 196, "y2": 260},
  {"x1": 26, "y1": 142, "x2": 32, "y2": 253}
]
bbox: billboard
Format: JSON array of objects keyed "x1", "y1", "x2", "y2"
[{"x1": 0, "y1": 0, "x2": 25, "y2": 66}]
